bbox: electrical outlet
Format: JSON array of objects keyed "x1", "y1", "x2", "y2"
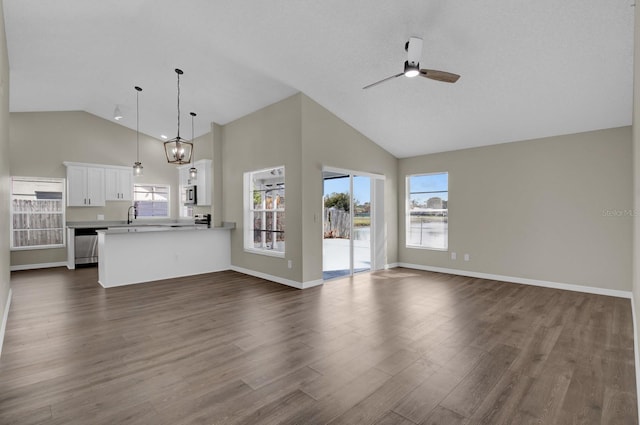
[
  {"x1": 464, "y1": 254, "x2": 470, "y2": 261},
  {"x1": 288, "y1": 260, "x2": 292, "y2": 269},
  {"x1": 97, "y1": 214, "x2": 104, "y2": 220},
  {"x1": 451, "y1": 252, "x2": 456, "y2": 260}
]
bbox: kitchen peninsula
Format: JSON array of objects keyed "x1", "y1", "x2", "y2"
[{"x1": 96, "y1": 222, "x2": 234, "y2": 288}]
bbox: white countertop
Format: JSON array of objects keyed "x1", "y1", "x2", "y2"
[
  {"x1": 68, "y1": 221, "x2": 235, "y2": 234},
  {"x1": 97, "y1": 222, "x2": 235, "y2": 235}
]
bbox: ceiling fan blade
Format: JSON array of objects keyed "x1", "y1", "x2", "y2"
[
  {"x1": 362, "y1": 73, "x2": 404, "y2": 90},
  {"x1": 419, "y1": 69, "x2": 460, "y2": 83}
]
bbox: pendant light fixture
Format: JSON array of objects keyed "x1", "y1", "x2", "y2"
[
  {"x1": 164, "y1": 68, "x2": 193, "y2": 164},
  {"x1": 189, "y1": 112, "x2": 197, "y2": 179},
  {"x1": 132, "y1": 86, "x2": 144, "y2": 176}
]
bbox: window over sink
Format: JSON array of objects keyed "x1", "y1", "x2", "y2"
[{"x1": 133, "y1": 184, "x2": 170, "y2": 218}]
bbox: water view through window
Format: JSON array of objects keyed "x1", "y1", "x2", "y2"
[{"x1": 406, "y1": 172, "x2": 448, "y2": 250}]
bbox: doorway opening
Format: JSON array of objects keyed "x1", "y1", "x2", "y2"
[{"x1": 322, "y1": 168, "x2": 385, "y2": 280}]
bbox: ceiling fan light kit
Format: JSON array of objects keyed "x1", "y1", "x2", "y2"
[
  {"x1": 363, "y1": 36, "x2": 460, "y2": 89},
  {"x1": 404, "y1": 61, "x2": 420, "y2": 78}
]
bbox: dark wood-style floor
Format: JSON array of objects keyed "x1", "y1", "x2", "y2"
[{"x1": 0, "y1": 267, "x2": 637, "y2": 424}]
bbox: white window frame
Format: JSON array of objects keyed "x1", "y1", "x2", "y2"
[
  {"x1": 406, "y1": 172, "x2": 448, "y2": 251},
  {"x1": 133, "y1": 183, "x2": 171, "y2": 219},
  {"x1": 10, "y1": 176, "x2": 66, "y2": 250},
  {"x1": 244, "y1": 166, "x2": 285, "y2": 257}
]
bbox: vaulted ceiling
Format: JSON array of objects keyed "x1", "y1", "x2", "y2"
[{"x1": 4, "y1": 0, "x2": 634, "y2": 158}]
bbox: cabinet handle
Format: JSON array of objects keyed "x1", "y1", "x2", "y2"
[{"x1": 88, "y1": 198, "x2": 91, "y2": 205}]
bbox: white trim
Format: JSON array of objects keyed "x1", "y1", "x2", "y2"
[
  {"x1": 243, "y1": 248, "x2": 286, "y2": 258},
  {"x1": 230, "y1": 265, "x2": 323, "y2": 290},
  {"x1": 385, "y1": 263, "x2": 399, "y2": 269},
  {"x1": 632, "y1": 294, "x2": 640, "y2": 424},
  {"x1": 0, "y1": 288, "x2": 12, "y2": 358},
  {"x1": 10, "y1": 261, "x2": 68, "y2": 271},
  {"x1": 63, "y1": 161, "x2": 131, "y2": 171},
  {"x1": 396, "y1": 263, "x2": 632, "y2": 299},
  {"x1": 322, "y1": 165, "x2": 385, "y2": 180}
]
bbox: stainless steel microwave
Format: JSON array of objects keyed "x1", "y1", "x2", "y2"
[{"x1": 184, "y1": 185, "x2": 197, "y2": 205}]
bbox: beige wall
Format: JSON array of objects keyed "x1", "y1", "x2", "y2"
[
  {"x1": 300, "y1": 95, "x2": 398, "y2": 282},
  {"x1": 399, "y1": 127, "x2": 633, "y2": 291},
  {"x1": 633, "y1": 0, "x2": 640, "y2": 393},
  {"x1": 212, "y1": 123, "x2": 223, "y2": 227},
  {"x1": 222, "y1": 94, "x2": 304, "y2": 282},
  {"x1": 9, "y1": 111, "x2": 185, "y2": 266},
  {"x1": 221, "y1": 93, "x2": 398, "y2": 284},
  {"x1": 0, "y1": 0, "x2": 12, "y2": 339}
]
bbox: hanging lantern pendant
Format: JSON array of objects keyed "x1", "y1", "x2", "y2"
[{"x1": 164, "y1": 68, "x2": 193, "y2": 164}]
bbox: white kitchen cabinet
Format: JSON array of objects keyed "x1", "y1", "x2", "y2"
[
  {"x1": 64, "y1": 163, "x2": 105, "y2": 207},
  {"x1": 178, "y1": 159, "x2": 212, "y2": 206},
  {"x1": 105, "y1": 167, "x2": 133, "y2": 201}
]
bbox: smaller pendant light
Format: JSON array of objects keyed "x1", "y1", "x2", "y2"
[
  {"x1": 189, "y1": 112, "x2": 197, "y2": 179},
  {"x1": 164, "y1": 68, "x2": 193, "y2": 164},
  {"x1": 133, "y1": 86, "x2": 143, "y2": 176}
]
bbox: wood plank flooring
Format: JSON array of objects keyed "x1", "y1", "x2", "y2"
[{"x1": 0, "y1": 267, "x2": 637, "y2": 424}]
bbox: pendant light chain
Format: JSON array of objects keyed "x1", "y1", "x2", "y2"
[
  {"x1": 176, "y1": 70, "x2": 181, "y2": 139},
  {"x1": 191, "y1": 112, "x2": 196, "y2": 162},
  {"x1": 133, "y1": 86, "x2": 143, "y2": 176},
  {"x1": 136, "y1": 88, "x2": 140, "y2": 162},
  {"x1": 189, "y1": 111, "x2": 198, "y2": 179}
]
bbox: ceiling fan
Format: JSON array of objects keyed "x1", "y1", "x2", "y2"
[{"x1": 363, "y1": 37, "x2": 460, "y2": 90}]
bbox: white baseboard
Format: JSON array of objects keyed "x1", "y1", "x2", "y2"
[
  {"x1": 385, "y1": 263, "x2": 399, "y2": 269},
  {"x1": 230, "y1": 265, "x2": 323, "y2": 290},
  {"x1": 632, "y1": 294, "x2": 640, "y2": 424},
  {"x1": 396, "y1": 263, "x2": 632, "y2": 299},
  {"x1": 10, "y1": 261, "x2": 68, "y2": 272},
  {"x1": 0, "y1": 288, "x2": 12, "y2": 359}
]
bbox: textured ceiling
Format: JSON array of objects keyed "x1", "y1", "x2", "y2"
[{"x1": 3, "y1": 0, "x2": 634, "y2": 158}]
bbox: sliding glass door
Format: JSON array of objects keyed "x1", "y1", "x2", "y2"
[
  {"x1": 322, "y1": 169, "x2": 376, "y2": 280},
  {"x1": 352, "y1": 175, "x2": 371, "y2": 275}
]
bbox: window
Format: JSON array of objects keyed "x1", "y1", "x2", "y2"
[
  {"x1": 244, "y1": 166, "x2": 285, "y2": 256},
  {"x1": 11, "y1": 176, "x2": 65, "y2": 250},
  {"x1": 406, "y1": 172, "x2": 448, "y2": 250},
  {"x1": 133, "y1": 184, "x2": 170, "y2": 218}
]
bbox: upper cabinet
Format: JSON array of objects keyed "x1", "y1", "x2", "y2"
[
  {"x1": 64, "y1": 164, "x2": 106, "y2": 207},
  {"x1": 64, "y1": 162, "x2": 133, "y2": 207},
  {"x1": 179, "y1": 159, "x2": 212, "y2": 206},
  {"x1": 105, "y1": 167, "x2": 133, "y2": 201}
]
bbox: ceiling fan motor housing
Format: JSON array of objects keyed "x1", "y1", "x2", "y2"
[{"x1": 406, "y1": 36, "x2": 423, "y2": 66}]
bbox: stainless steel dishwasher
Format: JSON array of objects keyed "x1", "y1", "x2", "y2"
[{"x1": 74, "y1": 227, "x2": 106, "y2": 266}]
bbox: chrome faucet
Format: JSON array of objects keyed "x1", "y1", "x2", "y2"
[{"x1": 127, "y1": 205, "x2": 138, "y2": 224}]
